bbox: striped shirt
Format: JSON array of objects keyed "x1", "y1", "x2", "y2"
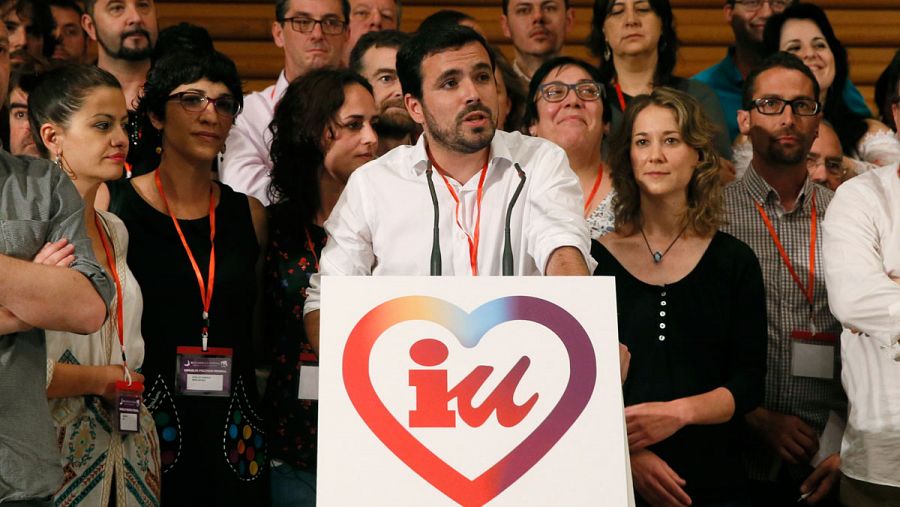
[{"x1": 722, "y1": 166, "x2": 847, "y2": 481}]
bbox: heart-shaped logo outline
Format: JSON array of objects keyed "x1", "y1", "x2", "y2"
[{"x1": 343, "y1": 295, "x2": 597, "y2": 506}]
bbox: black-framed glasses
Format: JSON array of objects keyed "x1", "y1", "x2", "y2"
[
  {"x1": 733, "y1": 0, "x2": 790, "y2": 12},
  {"x1": 283, "y1": 16, "x2": 346, "y2": 35},
  {"x1": 538, "y1": 81, "x2": 604, "y2": 103},
  {"x1": 749, "y1": 97, "x2": 820, "y2": 116},
  {"x1": 806, "y1": 154, "x2": 844, "y2": 176},
  {"x1": 167, "y1": 91, "x2": 241, "y2": 117}
]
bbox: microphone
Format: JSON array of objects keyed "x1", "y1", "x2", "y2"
[
  {"x1": 425, "y1": 161, "x2": 442, "y2": 276},
  {"x1": 503, "y1": 163, "x2": 526, "y2": 276}
]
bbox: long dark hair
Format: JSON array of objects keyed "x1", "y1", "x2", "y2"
[
  {"x1": 763, "y1": 3, "x2": 868, "y2": 156},
  {"x1": 586, "y1": 0, "x2": 679, "y2": 87},
  {"x1": 267, "y1": 68, "x2": 373, "y2": 227}
]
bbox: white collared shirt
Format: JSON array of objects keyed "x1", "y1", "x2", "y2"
[
  {"x1": 219, "y1": 71, "x2": 290, "y2": 206},
  {"x1": 304, "y1": 130, "x2": 594, "y2": 314},
  {"x1": 822, "y1": 163, "x2": 900, "y2": 487}
]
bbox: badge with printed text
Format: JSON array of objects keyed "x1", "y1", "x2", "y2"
[
  {"x1": 175, "y1": 346, "x2": 233, "y2": 397},
  {"x1": 115, "y1": 380, "x2": 143, "y2": 433},
  {"x1": 790, "y1": 330, "x2": 838, "y2": 379}
]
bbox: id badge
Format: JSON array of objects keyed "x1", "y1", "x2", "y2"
[
  {"x1": 297, "y1": 352, "x2": 319, "y2": 400},
  {"x1": 175, "y1": 346, "x2": 233, "y2": 397},
  {"x1": 790, "y1": 331, "x2": 838, "y2": 379},
  {"x1": 115, "y1": 380, "x2": 143, "y2": 434}
]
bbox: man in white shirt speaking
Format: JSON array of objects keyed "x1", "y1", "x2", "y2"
[
  {"x1": 303, "y1": 24, "x2": 593, "y2": 347},
  {"x1": 822, "y1": 163, "x2": 900, "y2": 506}
]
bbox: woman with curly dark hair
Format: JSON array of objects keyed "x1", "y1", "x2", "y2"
[
  {"x1": 586, "y1": 0, "x2": 731, "y2": 158},
  {"x1": 593, "y1": 87, "x2": 766, "y2": 506},
  {"x1": 263, "y1": 68, "x2": 377, "y2": 507},
  {"x1": 759, "y1": 3, "x2": 900, "y2": 174},
  {"x1": 104, "y1": 48, "x2": 269, "y2": 504}
]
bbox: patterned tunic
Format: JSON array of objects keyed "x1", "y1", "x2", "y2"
[{"x1": 46, "y1": 211, "x2": 161, "y2": 506}]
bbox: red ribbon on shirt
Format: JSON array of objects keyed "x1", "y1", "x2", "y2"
[
  {"x1": 426, "y1": 149, "x2": 489, "y2": 276},
  {"x1": 753, "y1": 190, "x2": 818, "y2": 306}
]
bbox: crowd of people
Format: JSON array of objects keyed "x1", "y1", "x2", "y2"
[{"x1": 0, "y1": 0, "x2": 897, "y2": 506}]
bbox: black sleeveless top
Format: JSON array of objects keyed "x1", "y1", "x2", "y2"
[{"x1": 108, "y1": 179, "x2": 267, "y2": 504}]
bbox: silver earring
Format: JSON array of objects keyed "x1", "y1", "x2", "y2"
[{"x1": 603, "y1": 42, "x2": 611, "y2": 61}]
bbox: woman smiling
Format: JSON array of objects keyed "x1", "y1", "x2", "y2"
[{"x1": 525, "y1": 56, "x2": 614, "y2": 239}]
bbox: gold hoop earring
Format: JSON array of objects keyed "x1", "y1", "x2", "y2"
[{"x1": 56, "y1": 153, "x2": 76, "y2": 180}]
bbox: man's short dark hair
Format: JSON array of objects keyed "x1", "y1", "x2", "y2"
[
  {"x1": 741, "y1": 51, "x2": 820, "y2": 110},
  {"x1": 276, "y1": 0, "x2": 350, "y2": 22},
  {"x1": 502, "y1": 0, "x2": 569, "y2": 15},
  {"x1": 418, "y1": 9, "x2": 473, "y2": 33},
  {"x1": 349, "y1": 29, "x2": 409, "y2": 75},
  {"x1": 397, "y1": 24, "x2": 495, "y2": 100},
  {"x1": 47, "y1": 0, "x2": 83, "y2": 16}
]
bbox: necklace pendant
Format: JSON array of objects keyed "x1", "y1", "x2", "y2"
[{"x1": 652, "y1": 251, "x2": 663, "y2": 263}]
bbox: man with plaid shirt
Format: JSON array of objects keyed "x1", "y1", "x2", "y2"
[{"x1": 723, "y1": 52, "x2": 846, "y2": 506}]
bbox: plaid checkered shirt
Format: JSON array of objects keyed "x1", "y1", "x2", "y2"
[{"x1": 722, "y1": 166, "x2": 847, "y2": 481}]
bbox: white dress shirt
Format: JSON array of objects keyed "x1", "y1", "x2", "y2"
[
  {"x1": 823, "y1": 163, "x2": 900, "y2": 487},
  {"x1": 304, "y1": 130, "x2": 594, "y2": 314},
  {"x1": 219, "y1": 71, "x2": 290, "y2": 206}
]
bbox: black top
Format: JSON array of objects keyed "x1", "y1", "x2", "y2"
[
  {"x1": 108, "y1": 179, "x2": 267, "y2": 505},
  {"x1": 261, "y1": 202, "x2": 324, "y2": 471},
  {"x1": 125, "y1": 110, "x2": 161, "y2": 178},
  {"x1": 592, "y1": 231, "x2": 767, "y2": 502}
]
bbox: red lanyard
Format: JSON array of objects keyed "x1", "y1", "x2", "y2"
[
  {"x1": 94, "y1": 213, "x2": 128, "y2": 371},
  {"x1": 584, "y1": 164, "x2": 604, "y2": 216},
  {"x1": 304, "y1": 226, "x2": 320, "y2": 271},
  {"x1": 614, "y1": 82, "x2": 627, "y2": 111},
  {"x1": 428, "y1": 152, "x2": 489, "y2": 276},
  {"x1": 753, "y1": 191, "x2": 817, "y2": 306},
  {"x1": 154, "y1": 170, "x2": 216, "y2": 351}
]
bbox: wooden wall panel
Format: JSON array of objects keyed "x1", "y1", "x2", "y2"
[{"x1": 157, "y1": 0, "x2": 899, "y2": 112}]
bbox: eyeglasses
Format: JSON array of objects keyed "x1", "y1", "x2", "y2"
[
  {"x1": 283, "y1": 16, "x2": 346, "y2": 35},
  {"x1": 167, "y1": 91, "x2": 241, "y2": 117},
  {"x1": 748, "y1": 97, "x2": 820, "y2": 116},
  {"x1": 538, "y1": 81, "x2": 604, "y2": 103},
  {"x1": 733, "y1": 0, "x2": 790, "y2": 12},
  {"x1": 806, "y1": 154, "x2": 845, "y2": 176}
]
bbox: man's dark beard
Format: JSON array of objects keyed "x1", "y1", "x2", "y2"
[
  {"x1": 98, "y1": 29, "x2": 153, "y2": 62},
  {"x1": 377, "y1": 98, "x2": 417, "y2": 133},
  {"x1": 423, "y1": 103, "x2": 495, "y2": 154},
  {"x1": 765, "y1": 129, "x2": 810, "y2": 165}
]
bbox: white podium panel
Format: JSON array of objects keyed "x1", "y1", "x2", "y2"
[{"x1": 318, "y1": 277, "x2": 629, "y2": 506}]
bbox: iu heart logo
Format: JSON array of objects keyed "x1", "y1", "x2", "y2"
[{"x1": 343, "y1": 295, "x2": 597, "y2": 506}]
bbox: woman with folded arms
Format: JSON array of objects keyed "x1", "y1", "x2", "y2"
[{"x1": 592, "y1": 87, "x2": 766, "y2": 507}]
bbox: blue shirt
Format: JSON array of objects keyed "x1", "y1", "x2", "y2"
[{"x1": 694, "y1": 47, "x2": 872, "y2": 141}]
